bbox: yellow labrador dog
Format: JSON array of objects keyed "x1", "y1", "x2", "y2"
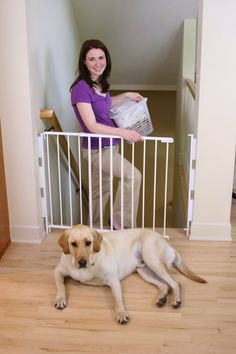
[{"x1": 54, "y1": 225, "x2": 206, "y2": 324}]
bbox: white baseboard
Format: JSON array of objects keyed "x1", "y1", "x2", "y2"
[
  {"x1": 10, "y1": 224, "x2": 46, "y2": 243},
  {"x1": 189, "y1": 222, "x2": 232, "y2": 241},
  {"x1": 110, "y1": 84, "x2": 177, "y2": 91}
]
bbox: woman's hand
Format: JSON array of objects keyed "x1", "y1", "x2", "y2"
[
  {"x1": 125, "y1": 92, "x2": 144, "y2": 102},
  {"x1": 118, "y1": 128, "x2": 143, "y2": 143},
  {"x1": 111, "y1": 92, "x2": 144, "y2": 107}
]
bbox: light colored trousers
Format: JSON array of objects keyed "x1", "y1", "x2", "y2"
[{"x1": 83, "y1": 145, "x2": 142, "y2": 228}]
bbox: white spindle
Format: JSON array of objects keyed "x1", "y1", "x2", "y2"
[
  {"x1": 163, "y1": 142, "x2": 169, "y2": 239},
  {"x1": 99, "y1": 137, "x2": 103, "y2": 229},
  {"x1": 120, "y1": 139, "x2": 124, "y2": 229},
  {"x1": 56, "y1": 135, "x2": 63, "y2": 225},
  {"x1": 77, "y1": 136, "x2": 83, "y2": 224},
  {"x1": 88, "y1": 137, "x2": 93, "y2": 228},
  {"x1": 109, "y1": 139, "x2": 113, "y2": 230},
  {"x1": 142, "y1": 140, "x2": 146, "y2": 228},
  {"x1": 67, "y1": 136, "x2": 73, "y2": 227},
  {"x1": 152, "y1": 140, "x2": 158, "y2": 230},
  {"x1": 131, "y1": 142, "x2": 135, "y2": 228}
]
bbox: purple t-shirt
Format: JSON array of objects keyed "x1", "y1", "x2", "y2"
[{"x1": 71, "y1": 79, "x2": 120, "y2": 149}]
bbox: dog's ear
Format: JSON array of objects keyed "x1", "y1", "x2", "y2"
[
  {"x1": 92, "y1": 229, "x2": 103, "y2": 253},
  {"x1": 58, "y1": 230, "x2": 70, "y2": 254}
]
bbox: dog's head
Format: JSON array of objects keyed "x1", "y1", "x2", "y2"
[{"x1": 58, "y1": 225, "x2": 103, "y2": 268}]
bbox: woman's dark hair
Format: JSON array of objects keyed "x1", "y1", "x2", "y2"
[{"x1": 70, "y1": 39, "x2": 112, "y2": 93}]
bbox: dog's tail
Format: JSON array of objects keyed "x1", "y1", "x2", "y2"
[{"x1": 173, "y1": 250, "x2": 207, "y2": 283}]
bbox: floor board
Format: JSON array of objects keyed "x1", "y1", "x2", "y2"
[{"x1": 0, "y1": 221, "x2": 236, "y2": 353}]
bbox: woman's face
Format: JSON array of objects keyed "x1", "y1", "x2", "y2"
[{"x1": 84, "y1": 48, "x2": 107, "y2": 81}]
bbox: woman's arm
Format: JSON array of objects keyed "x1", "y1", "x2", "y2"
[
  {"x1": 111, "y1": 92, "x2": 144, "y2": 107},
  {"x1": 76, "y1": 102, "x2": 142, "y2": 142}
]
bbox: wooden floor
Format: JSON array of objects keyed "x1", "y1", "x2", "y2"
[{"x1": 0, "y1": 204, "x2": 236, "y2": 354}]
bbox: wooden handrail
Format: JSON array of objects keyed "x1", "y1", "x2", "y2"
[
  {"x1": 40, "y1": 109, "x2": 88, "y2": 198},
  {"x1": 185, "y1": 79, "x2": 196, "y2": 100}
]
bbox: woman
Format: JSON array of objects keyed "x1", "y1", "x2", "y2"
[{"x1": 70, "y1": 39, "x2": 142, "y2": 229}]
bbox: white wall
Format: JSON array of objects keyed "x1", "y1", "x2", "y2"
[
  {"x1": 191, "y1": 0, "x2": 236, "y2": 240},
  {"x1": 26, "y1": 0, "x2": 81, "y2": 134},
  {"x1": 0, "y1": 0, "x2": 81, "y2": 242},
  {"x1": 178, "y1": 19, "x2": 196, "y2": 164},
  {"x1": 0, "y1": 0, "x2": 42, "y2": 242},
  {"x1": 71, "y1": 0, "x2": 198, "y2": 89},
  {"x1": 26, "y1": 0, "x2": 83, "y2": 229}
]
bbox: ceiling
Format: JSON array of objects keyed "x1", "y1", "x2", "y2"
[{"x1": 71, "y1": 0, "x2": 198, "y2": 89}]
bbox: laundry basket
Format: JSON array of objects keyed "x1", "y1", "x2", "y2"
[{"x1": 110, "y1": 98, "x2": 153, "y2": 136}]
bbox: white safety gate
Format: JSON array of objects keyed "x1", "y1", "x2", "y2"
[
  {"x1": 186, "y1": 134, "x2": 197, "y2": 237},
  {"x1": 38, "y1": 132, "x2": 174, "y2": 238},
  {"x1": 182, "y1": 79, "x2": 198, "y2": 237}
]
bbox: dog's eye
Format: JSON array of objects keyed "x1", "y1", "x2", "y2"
[
  {"x1": 85, "y1": 240, "x2": 91, "y2": 247},
  {"x1": 71, "y1": 241, "x2": 77, "y2": 247}
]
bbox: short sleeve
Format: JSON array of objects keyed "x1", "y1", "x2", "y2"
[{"x1": 71, "y1": 80, "x2": 92, "y2": 105}]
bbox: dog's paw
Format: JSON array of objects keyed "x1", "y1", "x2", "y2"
[
  {"x1": 116, "y1": 309, "x2": 130, "y2": 324},
  {"x1": 156, "y1": 295, "x2": 167, "y2": 308},
  {"x1": 55, "y1": 297, "x2": 67, "y2": 310},
  {"x1": 172, "y1": 299, "x2": 182, "y2": 309}
]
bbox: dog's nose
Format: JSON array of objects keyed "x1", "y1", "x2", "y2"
[{"x1": 78, "y1": 258, "x2": 87, "y2": 268}]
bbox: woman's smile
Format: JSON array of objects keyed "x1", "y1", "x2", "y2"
[{"x1": 84, "y1": 48, "x2": 107, "y2": 80}]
